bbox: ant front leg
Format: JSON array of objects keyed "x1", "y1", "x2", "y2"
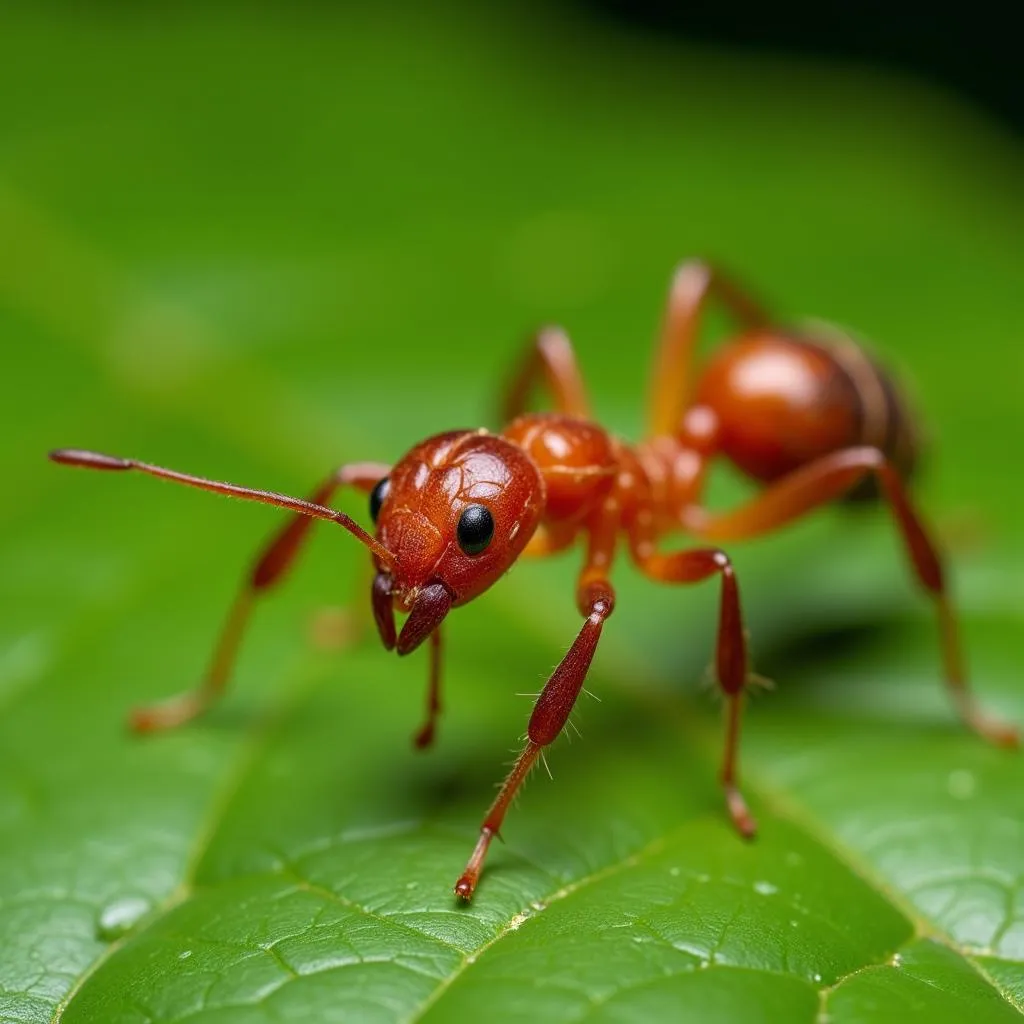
[
  {"x1": 131, "y1": 462, "x2": 389, "y2": 733},
  {"x1": 648, "y1": 260, "x2": 768, "y2": 438},
  {"x1": 502, "y1": 326, "x2": 592, "y2": 422},
  {"x1": 454, "y1": 585, "x2": 613, "y2": 900},
  {"x1": 455, "y1": 504, "x2": 619, "y2": 900},
  {"x1": 412, "y1": 626, "x2": 444, "y2": 750},
  {"x1": 682, "y1": 447, "x2": 1019, "y2": 748},
  {"x1": 633, "y1": 542, "x2": 755, "y2": 837}
]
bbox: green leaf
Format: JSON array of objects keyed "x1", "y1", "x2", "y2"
[{"x1": 1, "y1": 4, "x2": 1022, "y2": 1022}]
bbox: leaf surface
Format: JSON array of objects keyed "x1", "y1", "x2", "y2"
[{"x1": 0, "y1": 5, "x2": 1022, "y2": 1022}]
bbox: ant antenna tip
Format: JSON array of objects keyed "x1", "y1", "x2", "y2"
[{"x1": 50, "y1": 449, "x2": 131, "y2": 471}]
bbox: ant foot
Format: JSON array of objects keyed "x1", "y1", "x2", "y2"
[
  {"x1": 725, "y1": 785, "x2": 758, "y2": 839},
  {"x1": 128, "y1": 695, "x2": 205, "y2": 734},
  {"x1": 969, "y1": 712, "x2": 1020, "y2": 750},
  {"x1": 454, "y1": 828, "x2": 495, "y2": 901},
  {"x1": 453, "y1": 872, "x2": 476, "y2": 901},
  {"x1": 413, "y1": 721, "x2": 436, "y2": 750}
]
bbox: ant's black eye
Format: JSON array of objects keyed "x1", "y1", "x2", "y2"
[
  {"x1": 456, "y1": 504, "x2": 494, "y2": 556},
  {"x1": 369, "y1": 478, "x2": 390, "y2": 523}
]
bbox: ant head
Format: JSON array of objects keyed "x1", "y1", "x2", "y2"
[{"x1": 369, "y1": 430, "x2": 545, "y2": 655}]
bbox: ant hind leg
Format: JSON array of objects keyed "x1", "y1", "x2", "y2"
[{"x1": 681, "y1": 446, "x2": 1019, "y2": 749}]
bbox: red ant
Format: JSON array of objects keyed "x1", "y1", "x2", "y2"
[{"x1": 51, "y1": 260, "x2": 1018, "y2": 901}]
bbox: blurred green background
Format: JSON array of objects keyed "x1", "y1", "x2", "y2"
[{"x1": 1, "y1": 3, "x2": 1022, "y2": 1022}]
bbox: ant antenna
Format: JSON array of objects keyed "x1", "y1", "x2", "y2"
[{"x1": 49, "y1": 449, "x2": 395, "y2": 568}]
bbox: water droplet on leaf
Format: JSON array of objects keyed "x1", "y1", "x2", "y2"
[
  {"x1": 947, "y1": 769, "x2": 976, "y2": 800},
  {"x1": 96, "y1": 896, "x2": 150, "y2": 941}
]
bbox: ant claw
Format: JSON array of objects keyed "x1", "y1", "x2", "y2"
[
  {"x1": 453, "y1": 874, "x2": 476, "y2": 901},
  {"x1": 970, "y1": 714, "x2": 1019, "y2": 750},
  {"x1": 128, "y1": 695, "x2": 205, "y2": 734},
  {"x1": 956, "y1": 695, "x2": 1019, "y2": 750},
  {"x1": 413, "y1": 722, "x2": 436, "y2": 750},
  {"x1": 128, "y1": 708, "x2": 161, "y2": 735},
  {"x1": 725, "y1": 785, "x2": 757, "y2": 839}
]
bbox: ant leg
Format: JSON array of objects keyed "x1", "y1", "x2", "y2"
[
  {"x1": 682, "y1": 446, "x2": 1019, "y2": 748},
  {"x1": 648, "y1": 260, "x2": 768, "y2": 438},
  {"x1": 633, "y1": 543, "x2": 755, "y2": 837},
  {"x1": 412, "y1": 627, "x2": 444, "y2": 749},
  {"x1": 455, "y1": 503, "x2": 619, "y2": 899},
  {"x1": 502, "y1": 326, "x2": 591, "y2": 422},
  {"x1": 131, "y1": 461, "x2": 390, "y2": 733},
  {"x1": 522, "y1": 521, "x2": 579, "y2": 558},
  {"x1": 453, "y1": 586, "x2": 613, "y2": 900}
]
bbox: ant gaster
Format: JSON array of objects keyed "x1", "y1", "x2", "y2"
[{"x1": 51, "y1": 260, "x2": 1018, "y2": 900}]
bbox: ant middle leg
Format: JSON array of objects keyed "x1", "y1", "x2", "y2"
[
  {"x1": 131, "y1": 461, "x2": 389, "y2": 733},
  {"x1": 502, "y1": 326, "x2": 591, "y2": 422},
  {"x1": 633, "y1": 543, "x2": 755, "y2": 837},
  {"x1": 681, "y1": 446, "x2": 1019, "y2": 748}
]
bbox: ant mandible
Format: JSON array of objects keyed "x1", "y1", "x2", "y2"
[{"x1": 50, "y1": 260, "x2": 1018, "y2": 901}]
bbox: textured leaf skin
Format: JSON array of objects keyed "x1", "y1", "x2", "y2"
[{"x1": 1, "y1": 4, "x2": 1023, "y2": 1022}]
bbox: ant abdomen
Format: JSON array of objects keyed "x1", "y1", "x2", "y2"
[
  {"x1": 828, "y1": 334, "x2": 920, "y2": 501},
  {"x1": 692, "y1": 327, "x2": 919, "y2": 496}
]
